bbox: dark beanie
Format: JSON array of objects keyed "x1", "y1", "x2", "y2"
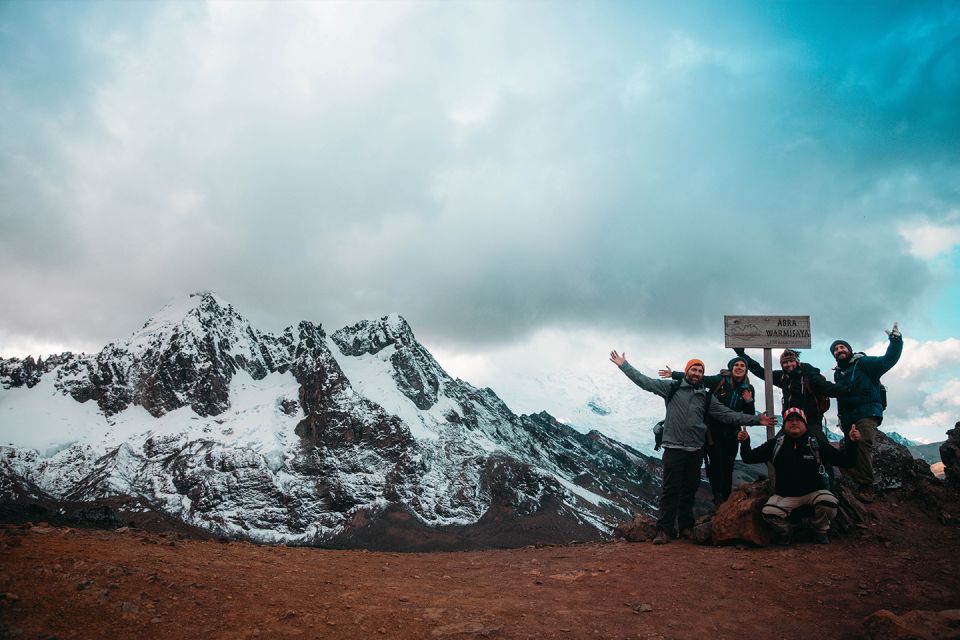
[
  {"x1": 727, "y1": 356, "x2": 747, "y2": 371},
  {"x1": 829, "y1": 339, "x2": 852, "y2": 355}
]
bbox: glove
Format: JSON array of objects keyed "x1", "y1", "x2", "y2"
[{"x1": 885, "y1": 322, "x2": 901, "y2": 339}]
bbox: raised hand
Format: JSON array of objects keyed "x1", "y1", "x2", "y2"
[
  {"x1": 742, "y1": 389, "x2": 753, "y2": 403},
  {"x1": 758, "y1": 413, "x2": 775, "y2": 427},
  {"x1": 849, "y1": 424, "x2": 861, "y2": 442},
  {"x1": 658, "y1": 366, "x2": 673, "y2": 379},
  {"x1": 885, "y1": 322, "x2": 901, "y2": 339},
  {"x1": 609, "y1": 351, "x2": 626, "y2": 367},
  {"x1": 737, "y1": 428, "x2": 750, "y2": 443}
]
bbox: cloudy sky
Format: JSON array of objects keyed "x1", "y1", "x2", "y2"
[{"x1": 2, "y1": 0, "x2": 959, "y2": 443}]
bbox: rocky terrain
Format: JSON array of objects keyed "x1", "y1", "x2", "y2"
[
  {"x1": 1, "y1": 485, "x2": 958, "y2": 640},
  {"x1": 1, "y1": 293, "x2": 662, "y2": 549}
]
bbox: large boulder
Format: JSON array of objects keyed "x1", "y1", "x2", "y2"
[
  {"x1": 871, "y1": 430, "x2": 936, "y2": 491},
  {"x1": 711, "y1": 481, "x2": 772, "y2": 546},
  {"x1": 941, "y1": 423, "x2": 960, "y2": 490},
  {"x1": 862, "y1": 609, "x2": 960, "y2": 640}
]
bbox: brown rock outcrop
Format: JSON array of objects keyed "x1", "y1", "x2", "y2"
[
  {"x1": 862, "y1": 608, "x2": 960, "y2": 639},
  {"x1": 941, "y1": 423, "x2": 960, "y2": 489},
  {"x1": 711, "y1": 481, "x2": 772, "y2": 546}
]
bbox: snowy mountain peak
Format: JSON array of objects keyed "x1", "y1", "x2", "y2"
[
  {"x1": 136, "y1": 291, "x2": 245, "y2": 340},
  {"x1": 2, "y1": 295, "x2": 663, "y2": 549}
]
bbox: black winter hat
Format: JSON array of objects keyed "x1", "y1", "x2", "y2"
[
  {"x1": 727, "y1": 356, "x2": 747, "y2": 371},
  {"x1": 830, "y1": 339, "x2": 852, "y2": 356}
]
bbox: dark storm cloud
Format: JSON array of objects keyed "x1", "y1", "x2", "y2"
[{"x1": 0, "y1": 0, "x2": 958, "y2": 355}]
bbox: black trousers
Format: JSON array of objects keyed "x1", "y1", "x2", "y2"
[
  {"x1": 658, "y1": 448, "x2": 704, "y2": 535},
  {"x1": 706, "y1": 427, "x2": 740, "y2": 504}
]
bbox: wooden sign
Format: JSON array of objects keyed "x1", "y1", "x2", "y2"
[{"x1": 724, "y1": 315, "x2": 811, "y2": 349}]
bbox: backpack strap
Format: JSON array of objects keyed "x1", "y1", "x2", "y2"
[{"x1": 664, "y1": 379, "x2": 683, "y2": 406}]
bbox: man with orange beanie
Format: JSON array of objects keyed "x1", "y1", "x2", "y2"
[{"x1": 610, "y1": 351, "x2": 774, "y2": 544}]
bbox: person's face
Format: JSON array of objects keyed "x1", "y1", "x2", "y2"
[
  {"x1": 731, "y1": 361, "x2": 747, "y2": 379},
  {"x1": 832, "y1": 343, "x2": 851, "y2": 362},
  {"x1": 784, "y1": 415, "x2": 807, "y2": 437},
  {"x1": 781, "y1": 358, "x2": 798, "y2": 373},
  {"x1": 685, "y1": 364, "x2": 704, "y2": 385}
]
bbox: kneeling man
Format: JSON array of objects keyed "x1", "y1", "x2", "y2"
[{"x1": 738, "y1": 407, "x2": 860, "y2": 544}]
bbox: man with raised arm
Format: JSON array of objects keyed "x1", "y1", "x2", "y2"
[
  {"x1": 610, "y1": 351, "x2": 774, "y2": 544},
  {"x1": 830, "y1": 322, "x2": 903, "y2": 502}
]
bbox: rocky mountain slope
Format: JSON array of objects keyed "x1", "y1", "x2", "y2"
[{"x1": 0, "y1": 293, "x2": 661, "y2": 549}]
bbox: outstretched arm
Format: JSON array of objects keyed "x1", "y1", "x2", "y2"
[
  {"x1": 610, "y1": 351, "x2": 673, "y2": 398},
  {"x1": 708, "y1": 400, "x2": 774, "y2": 427},
  {"x1": 807, "y1": 367, "x2": 857, "y2": 398}
]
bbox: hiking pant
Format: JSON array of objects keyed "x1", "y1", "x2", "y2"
[
  {"x1": 843, "y1": 417, "x2": 879, "y2": 487},
  {"x1": 658, "y1": 448, "x2": 703, "y2": 535},
  {"x1": 761, "y1": 490, "x2": 838, "y2": 535},
  {"x1": 705, "y1": 427, "x2": 739, "y2": 504}
]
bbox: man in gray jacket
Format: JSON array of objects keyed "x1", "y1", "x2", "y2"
[{"x1": 610, "y1": 351, "x2": 774, "y2": 544}]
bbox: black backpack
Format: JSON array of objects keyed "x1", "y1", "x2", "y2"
[{"x1": 652, "y1": 380, "x2": 712, "y2": 451}]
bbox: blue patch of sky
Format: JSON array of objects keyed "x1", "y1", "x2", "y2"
[{"x1": 928, "y1": 253, "x2": 960, "y2": 340}]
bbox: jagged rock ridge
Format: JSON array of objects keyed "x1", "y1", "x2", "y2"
[{"x1": 1, "y1": 293, "x2": 660, "y2": 549}]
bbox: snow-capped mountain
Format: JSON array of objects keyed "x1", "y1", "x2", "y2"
[
  {"x1": 886, "y1": 432, "x2": 920, "y2": 448},
  {"x1": 0, "y1": 293, "x2": 661, "y2": 549}
]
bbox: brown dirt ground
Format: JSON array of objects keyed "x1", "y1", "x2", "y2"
[{"x1": 1, "y1": 498, "x2": 958, "y2": 640}]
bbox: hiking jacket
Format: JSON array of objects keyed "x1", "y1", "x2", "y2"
[
  {"x1": 619, "y1": 362, "x2": 763, "y2": 452},
  {"x1": 833, "y1": 335, "x2": 903, "y2": 425},
  {"x1": 670, "y1": 371, "x2": 755, "y2": 430},
  {"x1": 735, "y1": 350, "x2": 850, "y2": 427},
  {"x1": 740, "y1": 434, "x2": 858, "y2": 497}
]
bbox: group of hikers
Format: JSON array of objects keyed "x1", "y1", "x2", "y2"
[{"x1": 609, "y1": 322, "x2": 903, "y2": 545}]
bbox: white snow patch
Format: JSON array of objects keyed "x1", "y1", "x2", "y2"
[
  {"x1": 328, "y1": 336, "x2": 450, "y2": 441},
  {"x1": 0, "y1": 374, "x2": 108, "y2": 452}
]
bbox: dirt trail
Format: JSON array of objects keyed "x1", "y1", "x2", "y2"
[{"x1": 1, "y1": 500, "x2": 958, "y2": 640}]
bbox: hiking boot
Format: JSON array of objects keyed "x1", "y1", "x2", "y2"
[
  {"x1": 814, "y1": 532, "x2": 830, "y2": 545},
  {"x1": 679, "y1": 528, "x2": 694, "y2": 541},
  {"x1": 772, "y1": 533, "x2": 792, "y2": 546},
  {"x1": 652, "y1": 530, "x2": 670, "y2": 545},
  {"x1": 856, "y1": 485, "x2": 876, "y2": 503}
]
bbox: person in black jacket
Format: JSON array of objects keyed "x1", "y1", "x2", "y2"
[
  {"x1": 733, "y1": 348, "x2": 851, "y2": 441},
  {"x1": 706, "y1": 356, "x2": 756, "y2": 504},
  {"x1": 739, "y1": 407, "x2": 860, "y2": 544}
]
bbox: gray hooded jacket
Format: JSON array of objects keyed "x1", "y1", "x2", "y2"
[{"x1": 619, "y1": 361, "x2": 763, "y2": 452}]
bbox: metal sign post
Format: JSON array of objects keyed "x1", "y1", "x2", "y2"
[{"x1": 762, "y1": 348, "x2": 775, "y2": 441}]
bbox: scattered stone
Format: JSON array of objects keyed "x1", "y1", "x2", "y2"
[
  {"x1": 692, "y1": 518, "x2": 713, "y2": 545},
  {"x1": 1, "y1": 593, "x2": 19, "y2": 601},
  {"x1": 613, "y1": 513, "x2": 658, "y2": 542},
  {"x1": 151, "y1": 617, "x2": 162, "y2": 624},
  {"x1": 634, "y1": 603, "x2": 654, "y2": 613},
  {"x1": 76, "y1": 579, "x2": 93, "y2": 591},
  {"x1": 120, "y1": 602, "x2": 140, "y2": 614},
  {"x1": 430, "y1": 621, "x2": 491, "y2": 636},
  {"x1": 282, "y1": 610, "x2": 297, "y2": 619},
  {"x1": 730, "y1": 564, "x2": 746, "y2": 571}
]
